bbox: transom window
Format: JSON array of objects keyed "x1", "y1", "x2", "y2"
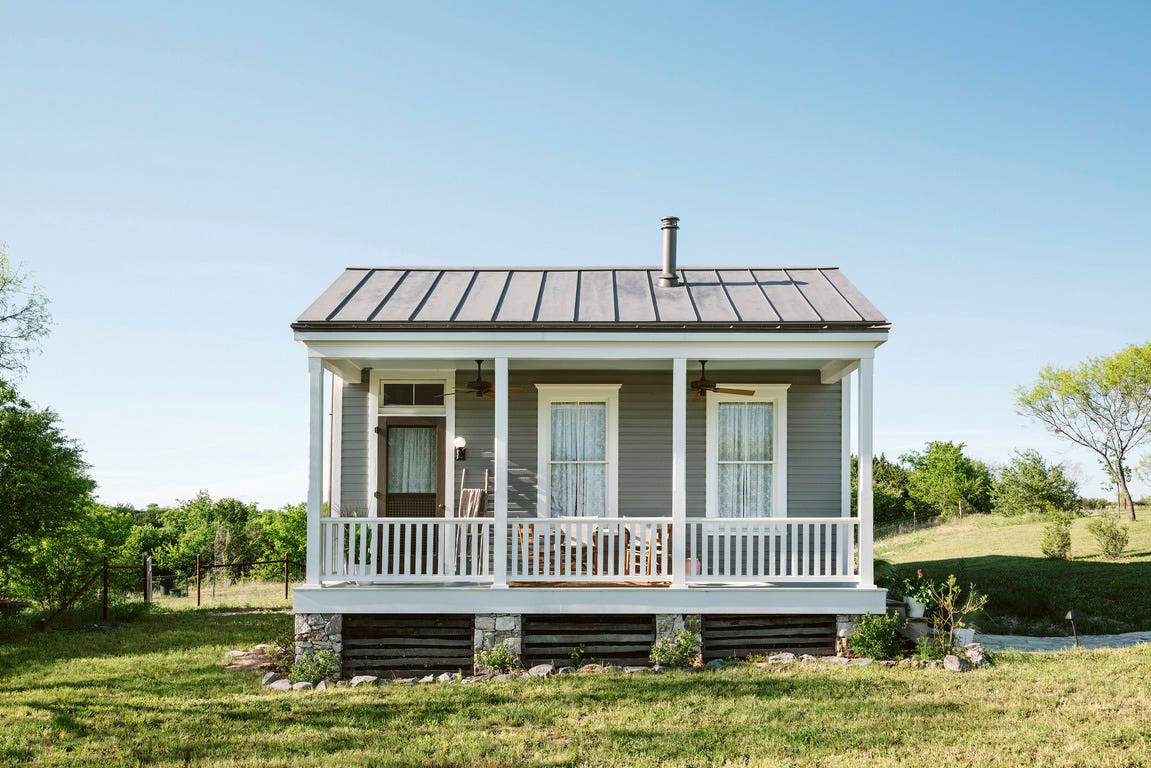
[
  {"x1": 537, "y1": 385, "x2": 620, "y2": 517},
  {"x1": 706, "y1": 385, "x2": 788, "y2": 518},
  {"x1": 382, "y1": 382, "x2": 444, "y2": 407}
]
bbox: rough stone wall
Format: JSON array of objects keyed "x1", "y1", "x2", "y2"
[
  {"x1": 474, "y1": 613, "x2": 523, "y2": 669},
  {"x1": 836, "y1": 613, "x2": 858, "y2": 656},
  {"x1": 295, "y1": 613, "x2": 343, "y2": 666}
]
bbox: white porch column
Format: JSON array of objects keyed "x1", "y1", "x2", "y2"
[
  {"x1": 493, "y1": 357, "x2": 509, "y2": 588},
  {"x1": 857, "y1": 357, "x2": 875, "y2": 587},
  {"x1": 306, "y1": 356, "x2": 325, "y2": 585},
  {"x1": 671, "y1": 358, "x2": 688, "y2": 588},
  {"x1": 840, "y1": 373, "x2": 852, "y2": 572}
]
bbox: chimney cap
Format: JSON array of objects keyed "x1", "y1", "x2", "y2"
[
  {"x1": 659, "y1": 216, "x2": 680, "y2": 287},
  {"x1": 661, "y1": 216, "x2": 680, "y2": 229}
]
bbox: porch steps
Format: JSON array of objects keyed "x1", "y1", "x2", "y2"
[
  {"x1": 522, "y1": 614, "x2": 656, "y2": 668},
  {"x1": 341, "y1": 614, "x2": 474, "y2": 678},
  {"x1": 701, "y1": 615, "x2": 836, "y2": 660}
]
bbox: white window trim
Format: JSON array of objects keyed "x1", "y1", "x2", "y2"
[
  {"x1": 705, "y1": 384, "x2": 789, "y2": 518},
  {"x1": 535, "y1": 384, "x2": 621, "y2": 518},
  {"x1": 366, "y1": 369, "x2": 455, "y2": 518}
]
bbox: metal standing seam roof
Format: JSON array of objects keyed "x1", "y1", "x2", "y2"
[{"x1": 292, "y1": 267, "x2": 890, "y2": 332}]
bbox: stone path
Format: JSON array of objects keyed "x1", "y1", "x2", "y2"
[{"x1": 974, "y1": 630, "x2": 1151, "y2": 652}]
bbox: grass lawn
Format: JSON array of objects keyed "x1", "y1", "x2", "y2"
[
  {"x1": 2, "y1": 608, "x2": 1151, "y2": 767},
  {"x1": 876, "y1": 510, "x2": 1151, "y2": 636}
]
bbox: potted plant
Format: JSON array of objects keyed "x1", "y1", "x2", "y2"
[{"x1": 900, "y1": 569, "x2": 935, "y2": 619}]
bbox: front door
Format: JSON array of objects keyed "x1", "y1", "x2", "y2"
[{"x1": 376, "y1": 416, "x2": 446, "y2": 518}]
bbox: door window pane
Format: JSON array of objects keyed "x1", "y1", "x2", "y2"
[{"x1": 387, "y1": 427, "x2": 436, "y2": 493}]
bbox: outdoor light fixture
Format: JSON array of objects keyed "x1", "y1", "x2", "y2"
[
  {"x1": 1066, "y1": 609, "x2": 1079, "y2": 648},
  {"x1": 453, "y1": 436, "x2": 467, "y2": 461}
]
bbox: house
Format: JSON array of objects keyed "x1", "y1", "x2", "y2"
[{"x1": 291, "y1": 218, "x2": 890, "y2": 675}]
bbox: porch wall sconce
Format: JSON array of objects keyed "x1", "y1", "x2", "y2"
[{"x1": 453, "y1": 436, "x2": 467, "y2": 461}]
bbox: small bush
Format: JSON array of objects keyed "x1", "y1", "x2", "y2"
[
  {"x1": 1041, "y1": 514, "x2": 1072, "y2": 560},
  {"x1": 912, "y1": 636, "x2": 948, "y2": 661},
  {"x1": 847, "y1": 612, "x2": 904, "y2": 660},
  {"x1": 270, "y1": 622, "x2": 297, "y2": 674},
  {"x1": 290, "y1": 649, "x2": 339, "y2": 684},
  {"x1": 475, "y1": 641, "x2": 520, "y2": 674},
  {"x1": 649, "y1": 630, "x2": 702, "y2": 667},
  {"x1": 1086, "y1": 514, "x2": 1129, "y2": 559}
]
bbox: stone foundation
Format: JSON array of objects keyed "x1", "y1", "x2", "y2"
[
  {"x1": 474, "y1": 613, "x2": 523, "y2": 670},
  {"x1": 295, "y1": 613, "x2": 343, "y2": 667}
]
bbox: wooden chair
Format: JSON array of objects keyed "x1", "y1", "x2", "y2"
[{"x1": 453, "y1": 470, "x2": 488, "y2": 575}]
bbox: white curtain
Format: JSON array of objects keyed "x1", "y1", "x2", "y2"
[
  {"x1": 387, "y1": 427, "x2": 436, "y2": 493},
  {"x1": 717, "y1": 402, "x2": 774, "y2": 517},
  {"x1": 550, "y1": 402, "x2": 606, "y2": 516}
]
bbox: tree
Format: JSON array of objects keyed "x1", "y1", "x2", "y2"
[
  {"x1": 992, "y1": 449, "x2": 1079, "y2": 517},
  {"x1": 851, "y1": 454, "x2": 915, "y2": 525},
  {"x1": 901, "y1": 441, "x2": 993, "y2": 519},
  {"x1": 0, "y1": 243, "x2": 51, "y2": 374},
  {"x1": 0, "y1": 384, "x2": 96, "y2": 593},
  {"x1": 1016, "y1": 343, "x2": 1151, "y2": 521}
]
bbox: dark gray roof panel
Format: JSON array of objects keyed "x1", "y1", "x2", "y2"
[{"x1": 294, "y1": 267, "x2": 889, "y2": 330}]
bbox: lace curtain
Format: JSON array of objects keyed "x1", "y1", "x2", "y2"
[
  {"x1": 387, "y1": 427, "x2": 437, "y2": 493},
  {"x1": 549, "y1": 402, "x2": 606, "y2": 516},
  {"x1": 717, "y1": 402, "x2": 774, "y2": 517}
]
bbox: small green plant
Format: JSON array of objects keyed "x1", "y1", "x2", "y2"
[
  {"x1": 290, "y1": 649, "x2": 339, "y2": 684},
  {"x1": 925, "y1": 574, "x2": 989, "y2": 656},
  {"x1": 475, "y1": 641, "x2": 520, "y2": 674},
  {"x1": 847, "y1": 612, "x2": 905, "y2": 660},
  {"x1": 1041, "y1": 514, "x2": 1073, "y2": 560},
  {"x1": 912, "y1": 636, "x2": 948, "y2": 661},
  {"x1": 569, "y1": 643, "x2": 587, "y2": 668},
  {"x1": 649, "y1": 630, "x2": 701, "y2": 667},
  {"x1": 1086, "y1": 514, "x2": 1129, "y2": 559},
  {"x1": 269, "y1": 622, "x2": 297, "y2": 674},
  {"x1": 900, "y1": 569, "x2": 937, "y2": 610}
]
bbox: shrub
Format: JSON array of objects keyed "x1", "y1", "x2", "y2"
[
  {"x1": 290, "y1": 649, "x2": 339, "y2": 684},
  {"x1": 270, "y1": 621, "x2": 297, "y2": 674},
  {"x1": 1041, "y1": 514, "x2": 1073, "y2": 560},
  {"x1": 1086, "y1": 514, "x2": 1129, "y2": 559},
  {"x1": 993, "y1": 450, "x2": 1079, "y2": 517},
  {"x1": 925, "y1": 574, "x2": 988, "y2": 656},
  {"x1": 649, "y1": 630, "x2": 702, "y2": 667},
  {"x1": 475, "y1": 641, "x2": 520, "y2": 674},
  {"x1": 912, "y1": 636, "x2": 948, "y2": 661},
  {"x1": 847, "y1": 612, "x2": 905, "y2": 660}
]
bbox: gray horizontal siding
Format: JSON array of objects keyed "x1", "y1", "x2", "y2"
[{"x1": 339, "y1": 375, "x2": 370, "y2": 516}]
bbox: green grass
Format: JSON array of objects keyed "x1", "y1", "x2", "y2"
[
  {"x1": 1, "y1": 608, "x2": 1150, "y2": 766},
  {"x1": 877, "y1": 510, "x2": 1151, "y2": 635}
]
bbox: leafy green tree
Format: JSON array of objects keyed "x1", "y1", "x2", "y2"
[
  {"x1": 0, "y1": 384, "x2": 96, "y2": 594},
  {"x1": 992, "y1": 449, "x2": 1080, "y2": 517},
  {"x1": 901, "y1": 441, "x2": 993, "y2": 519},
  {"x1": 851, "y1": 454, "x2": 914, "y2": 525},
  {"x1": 246, "y1": 503, "x2": 306, "y2": 580},
  {"x1": 1016, "y1": 342, "x2": 1151, "y2": 521},
  {"x1": 0, "y1": 243, "x2": 51, "y2": 374}
]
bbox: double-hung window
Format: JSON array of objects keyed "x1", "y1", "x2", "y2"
[
  {"x1": 536, "y1": 385, "x2": 620, "y2": 517},
  {"x1": 706, "y1": 385, "x2": 788, "y2": 518}
]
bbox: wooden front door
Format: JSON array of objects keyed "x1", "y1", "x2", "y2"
[{"x1": 376, "y1": 416, "x2": 446, "y2": 518}]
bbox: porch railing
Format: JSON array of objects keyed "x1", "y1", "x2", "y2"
[
  {"x1": 318, "y1": 516, "x2": 860, "y2": 585},
  {"x1": 320, "y1": 517, "x2": 494, "y2": 583}
]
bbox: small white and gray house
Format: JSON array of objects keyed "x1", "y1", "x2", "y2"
[{"x1": 291, "y1": 218, "x2": 890, "y2": 675}]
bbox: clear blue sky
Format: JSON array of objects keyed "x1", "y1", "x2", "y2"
[{"x1": 2, "y1": 1, "x2": 1149, "y2": 508}]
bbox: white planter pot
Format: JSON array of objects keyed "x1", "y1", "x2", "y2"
[
  {"x1": 905, "y1": 597, "x2": 926, "y2": 619},
  {"x1": 952, "y1": 627, "x2": 975, "y2": 646}
]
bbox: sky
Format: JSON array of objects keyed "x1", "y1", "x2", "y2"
[{"x1": 2, "y1": 1, "x2": 1149, "y2": 509}]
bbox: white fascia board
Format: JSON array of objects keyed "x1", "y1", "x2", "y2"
[
  {"x1": 323, "y1": 359, "x2": 363, "y2": 382},
  {"x1": 295, "y1": 330, "x2": 889, "y2": 345},
  {"x1": 819, "y1": 359, "x2": 860, "y2": 384},
  {"x1": 292, "y1": 585, "x2": 888, "y2": 616},
  {"x1": 295, "y1": 337, "x2": 886, "y2": 362}
]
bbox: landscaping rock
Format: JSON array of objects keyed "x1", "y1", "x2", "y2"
[
  {"x1": 292, "y1": 681, "x2": 314, "y2": 690},
  {"x1": 965, "y1": 643, "x2": 991, "y2": 668},
  {"x1": 768, "y1": 652, "x2": 796, "y2": 665},
  {"x1": 268, "y1": 679, "x2": 292, "y2": 691},
  {"x1": 944, "y1": 655, "x2": 972, "y2": 673},
  {"x1": 798, "y1": 654, "x2": 818, "y2": 663},
  {"x1": 418, "y1": 675, "x2": 435, "y2": 684},
  {"x1": 528, "y1": 663, "x2": 554, "y2": 677},
  {"x1": 315, "y1": 680, "x2": 328, "y2": 691},
  {"x1": 849, "y1": 658, "x2": 874, "y2": 665},
  {"x1": 704, "y1": 659, "x2": 728, "y2": 670},
  {"x1": 492, "y1": 674, "x2": 515, "y2": 681},
  {"x1": 556, "y1": 666, "x2": 574, "y2": 675},
  {"x1": 392, "y1": 677, "x2": 416, "y2": 686},
  {"x1": 821, "y1": 656, "x2": 850, "y2": 664},
  {"x1": 261, "y1": 672, "x2": 280, "y2": 686},
  {"x1": 878, "y1": 660, "x2": 898, "y2": 667},
  {"x1": 225, "y1": 649, "x2": 247, "y2": 658},
  {"x1": 624, "y1": 666, "x2": 651, "y2": 674},
  {"x1": 925, "y1": 660, "x2": 943, "y2": 668},
  {"x1": 437, "y1": 673, "x2": 455, "y2": 683},
  {"x1": 578, "y1": 664, "x2": 606, "y2": 673},
  {"x1": 349, "y1": 675, "x2": 379, "y2": 688}
]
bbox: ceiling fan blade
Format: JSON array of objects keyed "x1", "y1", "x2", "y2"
[
  {"x1": 483, "y1": 390, "x2": 496, "y2": 398},
  {"x1": 713, "y1": 387, "x2": 756, "y2": 396}
]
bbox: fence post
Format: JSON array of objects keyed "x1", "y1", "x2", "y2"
[
  {"x1": 283, "y1": 553, "x2": 289, "y2": 599},
  {"x1": 144, "y1": 556, "x2": 153, "y2": 604},
  {"x1": 196, "y1": 554, "x2": 202, "y2": 607},
  {"x1": 102, "y1": 557, "x2": 109, "y2": 621}
]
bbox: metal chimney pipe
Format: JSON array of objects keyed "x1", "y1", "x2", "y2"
[{"x1": 659, "y1": 216, "x2": 680, "y2": 287}]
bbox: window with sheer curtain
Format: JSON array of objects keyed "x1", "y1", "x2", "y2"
[
  {"x1": 537, "y1": 385, "x2": 620, "y2": 518},
  {"x1": 706, "y1": 386, "x2": 788, "y2": 518}
]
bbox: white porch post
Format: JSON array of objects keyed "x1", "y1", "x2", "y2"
[
  {"x1": 840, "y1": 373, "x2": 852, "y2": 572},
  {"x1": 857, "y1": 358, "x2": 875, "y2": 587},
  {"x1": 671, "y1": 358, "x2": 687, "y2": 588},
  {"x1": 493, "y1": 357, "x2": 509, "y2": 588},
  {"x1": 306, "y1": 356, "x2": 325, "y2": 585}
]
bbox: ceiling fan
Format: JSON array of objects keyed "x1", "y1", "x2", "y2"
[
  {"x1": 690, "y1": 360, "x2": 756, "y2": 401},
  {"x1": 439, "y1": 360, "x2": 526, "y2": 398}
]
